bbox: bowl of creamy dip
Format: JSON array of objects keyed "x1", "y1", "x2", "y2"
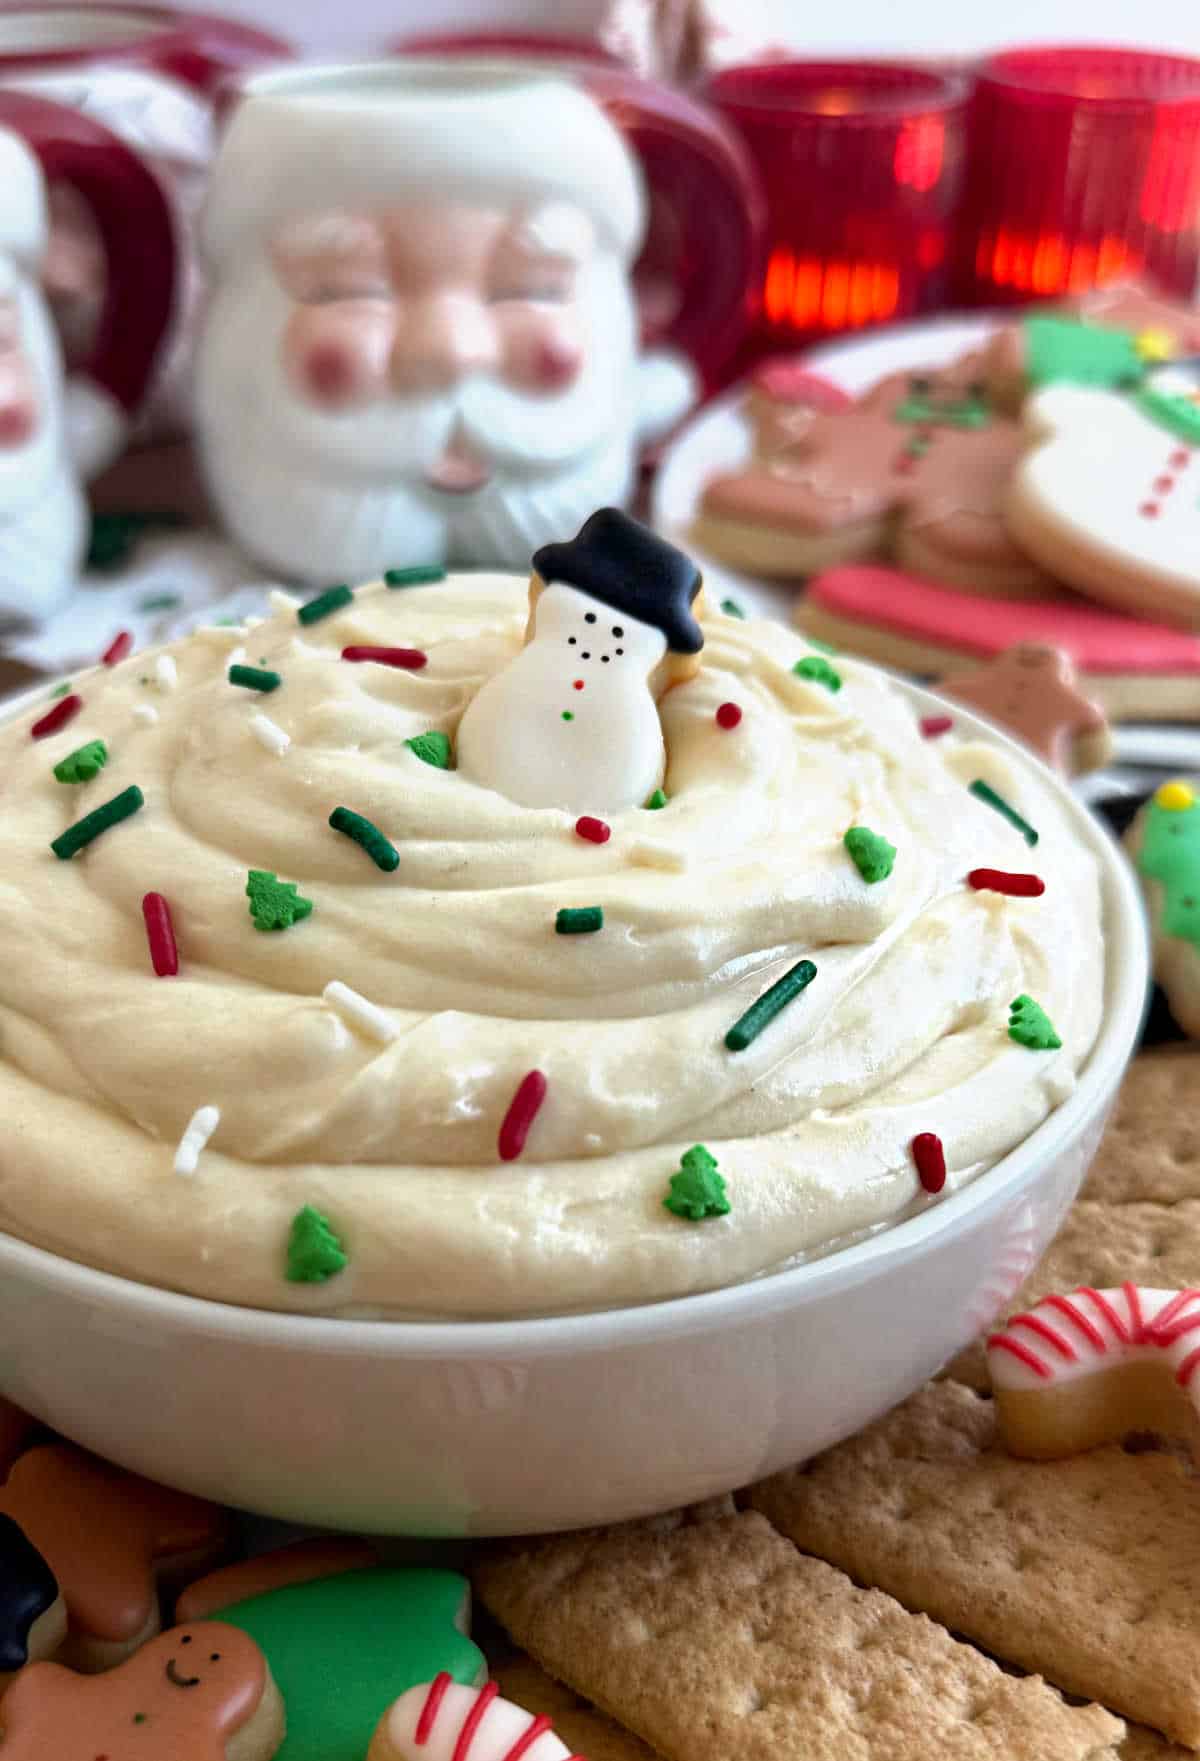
[{"x1": 0, "y1": 571, "x2": 1147, "y2": 1531}]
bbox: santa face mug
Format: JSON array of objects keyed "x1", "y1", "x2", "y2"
[
  {"x1": 0, "y1": 91, "x2": 174, "y2": 624},
  {"x1": 193, "y1": 60, "x2": 760, "y2": 583}
]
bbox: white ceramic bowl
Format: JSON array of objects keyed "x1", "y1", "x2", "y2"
[{"x1": 0, "y1": 679, "x2": 1148, "y2": 1535}]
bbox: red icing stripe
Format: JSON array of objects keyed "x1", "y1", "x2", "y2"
[
  {"x1": 453, "y1": 1682, "x2": 499, "y2": 1761},
  {"x1": 1043, "y1": 1293, "x2": 1105, "y2": 1351},
  {"x1": 1079, "y1": 1286, "x2": 1131, "y2": 1344},
  {"x1": 1177, "y1": 1344, "x2": 1200, "y2": 1388},
  {"x1": 1155, "y1": 1312, "x2": 1200, "y2": 1347},
  {"x1": 1009, "y1": 1312, "x2": 1076, "y2": 1361},
  {"x1": 102, "y1": 630, "x2": 133, "y2": 666},
  {"x1": 1125, "y1": 1282, "x2": 1144, "y2": 1340},
  {"x1": 31, "y1": 694, "x2": 82, "y2": 739},
  {"x1": 966, "y1": 870, "x2": 1045, "y2": 897},
  {"x1": 1145, "y1": 1289, "x2": 1200, "y2": 1342},
  {"x1": 987, "y1": 1333, "x2": 1052, "y2": 1378},
  {"x1": 416, "y1": 1674, "x2": 453, "y2": 1744},
  {"x1": 501, "y1": 1713, "x2": 555, "y2": 1761},
  {"x1": 341, "y1": 645, "x2": 428, "y2": 669},
  {"x1": 498, "y1": 1071, "x2": 548, "y2": 1162}
]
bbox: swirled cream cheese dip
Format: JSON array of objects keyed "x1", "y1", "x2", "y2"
[{"x1": 0, "y1": 567, "x2": 1104, "y2": 1318}]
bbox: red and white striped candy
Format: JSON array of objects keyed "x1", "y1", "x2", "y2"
[{"x1": 368, "y1": 1677, "x2": 585, "y2": 1761}]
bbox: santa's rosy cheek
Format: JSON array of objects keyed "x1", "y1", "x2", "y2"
[
  {"x1": 282, "y1": 304, "x2": 394, "y2": 409},
  {"x1": 502, "y1": 313, "x2": 585, "y2": 394}
]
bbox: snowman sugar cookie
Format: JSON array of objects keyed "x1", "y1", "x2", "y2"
[
  {"x1": 1007, "y1": 360, "x2": 1200, "y2": 629},
  {"x1": 456, "y1": 508, "x2": 706, "y2": 814}
]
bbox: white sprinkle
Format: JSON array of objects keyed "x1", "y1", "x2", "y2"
[
  {"x1": 323, "y1": 980, "x2": 398, "y2": 1045},
  {"x1": 155, "y1": 653, "x2": 178, "y2": 692},
  {"x1": 133, "y1": 704, "x2": 159, "y2": 725},
  {"x1": 628, "y1": 838, "x2": 690, "y2": 873},
  {"x1": 227, "y1": 645, "x2": 247, "y2": 670},
  {"x1": 269, "y1": 589, "x2": 301, "y2": 615},
  {"x1": 174, "y1": 1105, "x2": 220, "y2": 1177},
  {"x1": 250, "y1": 713, "x2": 290, "y2": 756}
]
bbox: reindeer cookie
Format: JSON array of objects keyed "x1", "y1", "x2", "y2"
[
  {"x1": 0, "y1": 1622, "x2": 284, "y2": 1760},
  {"x1": 369, "y1": 1677, "x2": 582, "y2": 1761},
  {"x1": 694, "y1": 357, "x2": 1051, "y2": 595},
  {"x1": 938, "y1": 644, "x2": 1112, "y2": 775},
  {"x1": 988, "y1": 1284, "x2": 1200, "y2": 1462},
  {"x1": 0, "y1": 1445, "x2": 228, "y2": 1672}
]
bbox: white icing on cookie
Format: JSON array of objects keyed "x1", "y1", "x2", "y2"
[
  {"x1": 987, "y1": 1285, "x2": 1200, "y2": 1392},
  {"x1": 369, "y1": 1678, "x2": 577, "y2": 1761}
]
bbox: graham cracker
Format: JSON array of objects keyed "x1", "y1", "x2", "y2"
[
  {"x1": 749, "y1": 1379, "x2": 1200, "y2": 1747},
  {"x1": 491, "y1": 1654, "x2": 662, "y2": 1761},
  {"x1": 946, "y1": 1197, "x2": 1200, "y2": 1390},
  {"x1": 1081, "y1": 1050, "x2": 1200, "y2": 1207},
  {"x1": 1120, "y1": 1730, "x2": 1194, "y2": 1761},
  {"x1": 474, "y1": 1508, "x2": 1123, "y2": 1759}
]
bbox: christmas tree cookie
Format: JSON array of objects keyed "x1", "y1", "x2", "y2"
[{"x1": 1128, "y1": 779, "x2": 1200, "y2": 1037}]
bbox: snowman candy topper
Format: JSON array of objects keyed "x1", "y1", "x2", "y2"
[{"x1": 456, "y1": 509, "x2": 707, "y2": 814}]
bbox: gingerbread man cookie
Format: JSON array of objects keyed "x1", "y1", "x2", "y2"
[
  {"x1": 178, "y1": 1547, "x2": 485, "y2": 1761},
  {"x1": 1007, "y1": 360, "x2": 1200, "y2": 627},
  {"x1": 1126, "y1": 779, "x2": 1200, "y2": 1037},
  {"x1": 368, "y1": 1677, "x2": 582, "y2": 1761},
  {"x1": 0, "y1": 1515, "x2": 66, "y2": 1690},
  {"x1": 694, "y1": 358, "x2": 1052, "y2": 595},
  {"x1": 937, "y1": 644, "x2": 1112, "y2": 775},
  {"x1": 0, "y1": 1622, "x2": 284, "y2": 1760},
  {"x1": 0, "y1": 1445, "x2": 229, "y2": 1672},
  {"x1": 988, "y1": 1283, "x2": 1200, "y2": 1462},
  {"x1": 743, "y1": 360, "x2": 852, "y2": 458}
]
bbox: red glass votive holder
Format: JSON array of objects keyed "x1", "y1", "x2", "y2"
[
  {"x1": 706, "y1": 62, "x2": 969, "y2": 348},
  {"x1": 959, "y1": 46, "x2": 1200, "y2": 307}
]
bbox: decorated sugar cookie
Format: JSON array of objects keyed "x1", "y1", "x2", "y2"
[
  {"x1": 693, "y1": 356, "x2": 1052, "y2": 595},
  {"x1": 456, "y1": 508, "x2": 706, "y2": 814},
  {"x1": 0, "y1": 1515, "x2": 65, "y2": 1688},
  {"x1": 983, "y1": 286, "x2": 1200, "y2": 411},
  {"x1": 0, "y1": 1444, "x2": 229, "y2": 1672},
  {"x1": 938, "y1": 644, "x2": 1112, "y2": 774},
  {"x1": 1007, "y1": 361, "x2": 1200, "y2": 627},
  {"x1": 368, "y1": 1677, "x2": 582, "y2": 1761},
  {"x1": 177, "y1": 1550, "x2": 485, "y2": 1761},
  {"x1": 988, "y1": 1284, "x2": 1200, "y2": 1462},
  {"x1": 0, "y1": 1622, "x2": 283, "y2": 1760},
  {"x1": 1126, "y1": 778, "x2": 1200, "y2": 1037}
]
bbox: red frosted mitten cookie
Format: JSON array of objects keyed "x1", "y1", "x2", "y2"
[
  {"x1": 695, "y1": 357, "x2": 1052, "y2": 595},
  {"x1": 938, "y1": 644, "x2": 1112, "y2": 775},
  {"x1": 0, "y1": 1445, "x2": 229, "y2": 1672},
  {"x1": 0, "y1": 1622, "x2": 284, "y2": 1760}
]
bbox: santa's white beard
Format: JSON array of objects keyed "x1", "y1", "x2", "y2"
[
  {"x1": 0, "y1": 269, "x2": 86, "y2": 625},
  {"x1": 194, "y1": 258, "x2": 641, "y2": 582}
]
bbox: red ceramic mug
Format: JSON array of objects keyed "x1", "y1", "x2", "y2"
[
  {"x1": 0, "y1": 87, "x2": 175, "y2": 471},
  {"x1": 390, "y1": 30, "x2": 766, "y2": 387}
]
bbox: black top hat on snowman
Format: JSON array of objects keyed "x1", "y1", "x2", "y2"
[{"x1": 533, "y1": 508, "x2": 705, "y2": 655}]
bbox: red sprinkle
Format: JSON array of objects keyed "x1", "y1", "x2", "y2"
[
  {"x1": 715, "y1": 701, "x2": 742, "y2": 730},
  {"x1": 919, "y1": 714, "x2": 953, "y2": 738},
  {"x1": 142, "y1": 892, "x2": 179, "y2": 977},
  {"x1": 575, "y1": 816, "x2": 611, "y2": 844},
  {"x1": 967, "y1": 868, "x2": 1046, "y2": 897},
  {"x1": 911, "y1": 1131, "x2": 946, "y2": 1195},
  {"x1": 341, "y1": 646, "x2": 427, "y2": 669},
  {"x1": 415, "y1": 1674, "x2": 452, "y2": 1744},
  {"x1": 31, "y1": 694, "x2": 82, "y2": 740},
  {"x1": 102, "y1": 630, "x2": 133, "y2": 667},
  {"x1": 498, "y1": 1070, "x2": 547, "y2": 1162}
]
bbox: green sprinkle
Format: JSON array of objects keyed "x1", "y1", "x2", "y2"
[
  {"x1": 229, "y1": 664, "x2": 281, "y2": 694},
  {"x1": 51, "y1": 785, "x2": 144, "y2": 860},
  {"x1": 793, "y1": 655, "x2": 842, "y2": 692},
  {"x1": 214, "y1": 616, "x2": 240, "y2": 627},
  {"x1": 50, "y1": 682, "x2": 71, "y2": 699},
  {"x1": 844, "y1": 826, "x2": 896, "y2": 884},
  {"x1": 247, "y1": 869, "x2": 313, "y2": 932},
  {"x1": 286, "y1": 1205, "x2": 347, "y2": 1283},
  {"x1": 561, "y1": 711, "x2": 575, "y2": 722},
  {"x1": 969, "y1": 779, "x2": 1039, "y2": 847},
  {"x1": 138, "y1": 591, "x2": 181, "y2": 613},
  {"x1": 805, "y1": 636, "x2": 837, "y2": 655},
  {"x1": 556, "y1": 906, "x2": 603, "y2": 935},
  {"x1": 385, "y1": 564, "x2": 446, "y2": 587},
  {"x1": 664, "y1": 1145, "x2": 730, "y2": 1221},
  {"x1": 720, "y1": 597, "x2": 745, "y2": 618},
  {"x1": 644, "y1": 788, "x2": 668, "y2": 810},
  {"x1": 406, "y1": 731, "x2": 453, "y2": 769},
  {"x1": 724, "y1": 958, "x2": 817, "y2": 1052},
  {"x1": 298, "y1": 583, "x2": 353, "y2": 625},
  {"x1": 329, "y1": 806, "x2": 399, "y2": 872},
  {"x1": 53, "y1": 739, "x2": 107, "y2": 785},
  {"x1": 1008, "y1": 994, "x2": 1062, "y2": 1051}
]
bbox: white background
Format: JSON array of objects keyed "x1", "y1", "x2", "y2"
[{"x1": 220, "y1": 0, "x2": 1200, "y2": 59}]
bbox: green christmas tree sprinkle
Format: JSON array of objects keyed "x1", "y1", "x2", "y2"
[
  {"x1": 644, "y1": 788, "x2": 668, "y2": 810},
  {"x1": 664, "y1": 1145, "x2": 731, "y2": 1221},
  {"x1": 406, "y1": 731, "x2": 453, "y2": 769},
  {"x1": 246, "y1": 869, "x2": 314, "y2": 932},
  {"x1": 793, "y1": 655, "x2": 842, "y2": 692},
  {"x1": 53, "y1": 739, "x2": 108, "y2": 785},
  {"x1": 844, "y1": 826, "x2": 896, "y2": 884},
  {"x1": 285, "y1": 1206, "x2": 347, "y2": 1283},
  {"x1": 1008, "y1": 994, "x2": 1062, "y2": 1051}
]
